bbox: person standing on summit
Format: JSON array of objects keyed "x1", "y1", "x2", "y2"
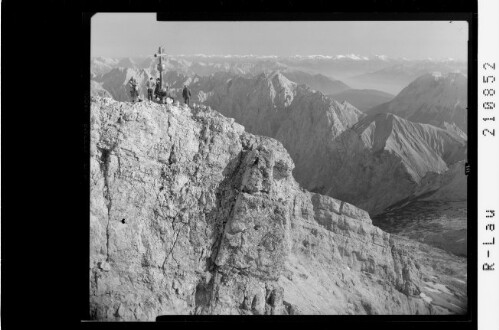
[
  {"x1": 182, "y1": 85, "x2": 191, "y2": 106},
  {"x1": 146, "y1": 77, "x2": 155, "y2": 101},
  {"x1": 154, "y1": 77, "x2": 162, "y2": 101},
  {"x1": 128, "y1": 77, "x2": 139, "y2": 103}
]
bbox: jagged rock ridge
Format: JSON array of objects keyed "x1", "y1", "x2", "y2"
[
  {"x1": 90, "y1": 97, "x2": 466, "y2": 319},
  {"x1": 202, "y1": 71, "x2": 365, "y2": 185}
]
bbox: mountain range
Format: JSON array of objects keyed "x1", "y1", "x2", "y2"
[
  {"x1": 307, "y1": 112, "x2": 467, "y2": 215},
  {"x1": 195, "y1": 72, "x2": 466, "y2": 215},
  {"x1": 91, "y1": 68, "x2": 468, "y2": 217},
  {"x1": 91, "y1": 55, "x2": 466, "y2": 94},
  {"x1": 281, "y1": 70, "x2": 351, "y2": 95},
  {"x1": 345, "y1": 61, "x2": 467, "y2": 94}
]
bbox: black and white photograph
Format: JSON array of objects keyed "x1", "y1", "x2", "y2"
[{"x1": 89, "y1": 14, "x2": 469, "y2": 319}]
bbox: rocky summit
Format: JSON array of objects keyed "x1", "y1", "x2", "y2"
[{"x1": 90, "y1": 96, "x2": 466, "y2": 320}]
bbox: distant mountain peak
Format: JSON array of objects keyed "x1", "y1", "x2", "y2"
[
  {"x1": 269, "y1": 70, "x2": 295, "y2": 86},
  {"x1": 368, "y1": 72, "x2": 468, "y2": 133},
  {"x1": 431, "y1": 71, "x2": 443, "y2": 79}
]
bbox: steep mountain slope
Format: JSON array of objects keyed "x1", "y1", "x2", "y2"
[
  {"x1": 307, "y1": 113, "x2": 467, "y2": 215},
  {"x1": 368, "y1": 72, "x2": 468, "y2": 134},
  {"x1": 281, "y1": 70, "x2": 351, "y2": 95},
  {"x1": 328, "y1": 89, "x2": 394, "y2": 111},
  {"x1": 202, "y1": 71, "x2": 365, "y2": 185},
  {"x1": 415, "y1": 160, "x2": 467, "y2": 202},
  {"x1": 372, "y1": 158, "x2": 468, "y2": 257},
  {"x1": 90, "y1": 97, "x2": 466, "y2": 319}
]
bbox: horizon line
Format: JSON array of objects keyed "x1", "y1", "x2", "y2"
[{"x1": 91, "y1": 54, "x2": 468, "y2": 62}]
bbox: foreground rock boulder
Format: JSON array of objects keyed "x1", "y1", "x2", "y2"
[{"x1": 89, "y1": 97, "x2": 466, "y2": 320}]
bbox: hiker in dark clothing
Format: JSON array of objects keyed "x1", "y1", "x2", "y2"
[
  {"x1": 154, "y1": 78, "x2": 162, "y2": 101},
  {"x1": 146, "y1": 77, "x2": 155, "y2": 101},
  {"x1": 182, "y1": 85, "x2": 191, "y2": 106}
]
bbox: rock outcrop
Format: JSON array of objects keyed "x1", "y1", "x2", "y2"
[{"x1": 90, "y1": 97, "x2": 466, "y2": 320}]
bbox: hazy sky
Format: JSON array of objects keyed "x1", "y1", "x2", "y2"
[{"x1": 91, "y1": 13, "x2": 468, "y2": 60}]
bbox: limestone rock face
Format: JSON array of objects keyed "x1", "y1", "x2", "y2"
[{"x1": 90, "y1": 97, "x2": 466, "y2": 320}]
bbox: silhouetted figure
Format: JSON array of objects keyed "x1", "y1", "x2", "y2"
[
  {"x1": 154, "y1": 78, "x2": 162, "y2": 101},
  {"x1": 182, "y1": 85, "x2": 191, "y2": 106}
]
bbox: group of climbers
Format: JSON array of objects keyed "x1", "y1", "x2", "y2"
[{"x1": 128, "y1": 76, "x2": 192, "y2": 106}]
